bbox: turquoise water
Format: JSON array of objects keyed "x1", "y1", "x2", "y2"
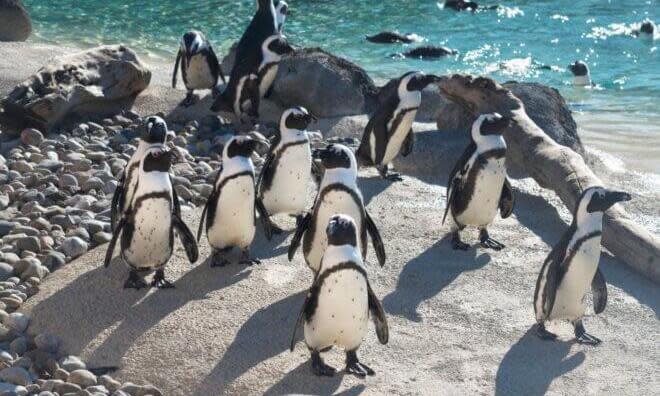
[{"x1": 22, "y1": 0, "x2": 660, "y2": 172}]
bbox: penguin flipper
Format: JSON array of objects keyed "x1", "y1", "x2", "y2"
[
  {"x1": 173, "y1": 215, "x2": 199, "y2": 263},
  {"x1": 401, "y1": 128, "x2": 414, "y2": 157},
  {"x1": 365, "y1": 211, "x2": 386, "y2": 267},
  {"x1": 288, "y1": 212, "x2": 312, "y2": 261},
  {"x1": 499, "y1": 177, "x2": 515, "y2": 219},
  {"x1": 367, "y1": 282, "x2": 389, "y2": 344},
  {"x1": 591, "y1": 267, "x2": 607, "y2": 314},
  {"x1": 170, "y1": 177, "x2": 182, "y2": 218},
  {"x1": 104, "y1": 217, "x2": 126, "y2": 268},
  {"x1": 289, "y1": 289, "x2": 313, "y2": 352},
  {"x1": 172, "y1": 49, "x2": 181, "y2": 89},
  {"x1": 110, "y1": 172, "x2": 125, "y2": 230},
  {"x1": 442, "y1": 177, "x2": 458, "y2": 225},
  {"x1": 255, "y1": 198, "x2": 273, "y2": 240},
  {"x1": 443, "y1": 142, "x2": 475, "y2": 225},
  {"x1": 207, "y1": 46, "x2": 226, "y2": 85}
]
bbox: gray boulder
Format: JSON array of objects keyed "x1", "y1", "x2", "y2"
[
  {"x1": 2, "y1": 45, "x2": 151, "y2": 131},
  {"x1": 0, "y1": 0, "x2": 31, "y2": 42}
]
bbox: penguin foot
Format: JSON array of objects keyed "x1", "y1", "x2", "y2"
[
  {"x1": 479, "y1": 229, "x2": 505, "y2": 250},
  {"x1": 181, "y1": 92, "x2": 197, "y2": 108},
  {"x1": 535, "y1": 323, "x2": 558, "y2": 341},
  {"x1": 311, "y1": 351, "x2": 336, "y2": 377},
  {"x1": 575, "y1": 321, "x2": 601, "y2": 345},
  {"x1": 451, "y1": 232, "x2": 470, "y2": 251},
  {"x1": 239, "y1": 249, "x2": 261, "y2": 266},
  {"x1": 385, "y1": 172, "x2": 403, "y2": 182},
  {"x1": 151, "y1": 269, "x2": 175, "y2": 289},
  {"x1": 345, "y1": 351, "x2": 375, "y2": 378},
  {"x1": 376, "y1": 165, "x2": 402, "y2": 181},
  {"x1": 210, "y1": 258, "x2": 230, "y2": 268},
  {"x1": 123, "y1": 272, "x2": 148, "y2": 290}
]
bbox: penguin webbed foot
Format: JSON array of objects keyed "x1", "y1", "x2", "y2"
[
  {"x1": 311, "y1": 351, "x2": 336, "y2": 377},
  {"x1": 181, "y1": 92, "x2": 197, "y2": 108},
  {"x1": 535, "y1": 323, "x2": 558, "y2": 341},
  {"x1": 123, "y1": 271, "x2": 148, "y2": 290},
  {"x1": 377, "y1": 165, "x2": 403, "y2": 182},
  {"x1": 211, "y1": 248, "x2": 231, "y2": 268},
  {"x1": 574, "y1": 321, "x2": 601, "y2": 345},
  {"x1": 151, "y1": 269, "x2": 175, "y2": 289},
  {"x1": 479, "y1": 229, "x2": 505, "y2": 251},
  {"x1": 345, "y1": 350, "x2": 375, "y2": 378},
  {"x1": 239, "y1": 249, "x2": 261, "y2": 266},
  {"x1": 451, "y1": 232, "x2": 470, "y2": 251}
]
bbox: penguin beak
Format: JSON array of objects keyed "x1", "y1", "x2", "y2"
[
  {"x1": 247, "y1": 132, "x2": 271, "y2": 151},
  {"x1": 587, "y1": 190, "x2": 632, "y2": 212}
]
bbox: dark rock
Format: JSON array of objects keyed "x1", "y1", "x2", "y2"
[
  {"x1": 19, "y1": 128, "x2": 43, "y2": 147},
  {"x1": 0, "y1": 0, "x2": 31, "y2": 42}
]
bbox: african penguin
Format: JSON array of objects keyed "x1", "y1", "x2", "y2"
[
  {"x1": 198, "y1": 134, "x2": 271, "y2": 266},
  {"x1": 635, "y1": 20, "x2": 656, "y2": 39},
  {"x1": 397, "y1": 46, "x2": 457, "y2": 59},
  {"x1": 172, "y1": 30, "x2": 226, "y2": 107},
  {"x1": 104, "y1": 146, "x2": 199, "y2": 289},
  {"x1": 442, "y1": 113, "x2": 515, "y2": 251},
  {"x1": 257, "y1": 34, "x2": 294, "y2": 99},
  {"x1": 256, "y1": 107, "x2": 316, "y2": 240},
  {"x1": 444, "y1": 0, "x2": 480, "y2": 11},
  {"x1": 110, "y1": 116, "x2": 173, "y2": 231},
  {"x1": 534, "y1": 186, "x2": 631, "y2": 344},
  {"x1": 290, "y1": 214, "x2": 389, "y2": 377},
  {"x1": 289, "y1": 144, "x2": 386, "y2": 273},
  {"x1": 356, "y1": 71, "x2": 441, "y2": 181},
  {"x1": 569, "y1": 60, "x2": 592, "y2": 87},
  {"x1": 275, "y1": 0, "x2": 288, "y2": 32},
  {"x1": 366, "y1": 31, "x2": 416, "y2": 44}
]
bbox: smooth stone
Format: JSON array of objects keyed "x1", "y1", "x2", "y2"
[
  {"x1": 14, "y1": 237, "x2": 40, "y2": 254},
  {"x1": 20, "y1": 261, "x2": 48, "y2": 281},
  {"x1": 173, "y1": 185, "x2": 193, "y2": 201},
  {"x1": 0, "y1": 0, "x2": 31, "y2": 42},
  {"x1": 98, "y1": 376, "x2": 120, "y2": 393},
  {"x1": 80, "y1": 220, "x2": 105, "y2": 235},
  {"x1": 4, "y1": 313, "x2": 28, "y2": 333},
  {"x1": 92, "y1": 232, "x2": 112, "y2": 245},
  {"x1": 53, "y1": 382, "x2": 80, "y2": 394},
  {"x1": 34, "y1": 333, "x2": 60, "y2": 354},
  {"x1": 0, "y1": 367, "x2": 31, "y2": 386},
  {"x1": 67, "y1": 370, "x2": 96, "y2": 388},
  {"x1": 0, "y1": 223, "x2": 14, "y2": 238},
  {"x1": 58, "y1": 356, "x2": 85, "y2": 373},
  {"x1": 41, "y1": 252, "x2": 65, "y2": 271},
  {"x1": 19, "y1": 129, "x2": 43, "y2": 147},
  {"x1": 41, "y1": 379, "x2": 63, "y2": 392},
  {"x1": 58, "y1": 174, "x2": 78, "y2": 190},
  {"x1": 82, "y1": 178, "x2": 104, "y2": 193},
  {"x1": 0, "y1": 266, "x2": 13, "y2": 283},
  {"x1": 9, "y1": 338, "x2": 26, "y2": 356},
  {"x1": 60, "y1": 238, "x2": 88, "y2": 259}
]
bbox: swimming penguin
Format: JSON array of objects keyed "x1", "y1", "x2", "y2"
[
  {"x1": 257, "y1": 34, "x2": 294, "y2": 99},
  {"x1": 634, "y1": 20, "x2": 655, "y2": 39},
  {"x1": 198, "y1": 134, "x2": 271, "y2": 267},
  {"x1": 289, "y1": 214, "x2": 389, "y2": 377},
  {"x1": 274, "y1": 0, "x2": 288, "y2": 32},
  {"x1": 396, "y1": 45, "x2": 457, "y2": 60},
  {"x1": 442, "y1": 113, "x2": 515, "y2": 251},
  {"x1": 110, "y1": 116, "x2": 173, "y2": 231},
  {"x1": 172, "y1": 31, "x2": 226, "y2": 107},
  {"x1": 444, "y1": 0, "x2": 480, "y2": 11},
  {"x1": 356, "y1": 71, "x2": 441, "y2": 181},
  {"x1": 366, "y1": 31, "x2": 416, "y2": 44},
  {"x1": 534, "y1": 186, "x2": 631, "y2": 344},
  {"x1": 256, "y1": 107, "x2": 316, "y2": 240},
  {"x1": 104, "y1": 146, "x2": 199, "y2": 289},
  {"x1": 569, "y1": 60, "x2": 592, "y2": 87},
  {"x1": 288, "y1": 144, "x2": 386, "y2": 273}
]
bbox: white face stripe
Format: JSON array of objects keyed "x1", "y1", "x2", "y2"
[
  {"x1": 398, "y1": 72, "x2": 422, "y2": 97},
  {"x1": 471, "y1": 113, "x2": 506, "y2": 151},
  {"x1": 279, "y1": 107, "x2": 309, "y2": 133}
]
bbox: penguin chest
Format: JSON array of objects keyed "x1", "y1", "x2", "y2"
[
  {"x1": 123, "y1": 196, "x2": 173, "y2": 269},
  {"x1": 305, "y1": 192, "x2": 363, "y2": 272},
  {"x1": 185, "y1": 55, "x2": 215, "y2": 90},
  {"x1": 382, "y1": 109, "x2": 417, "y2": 165},
  {"x1": 549, "y1": 238, "x2": 601, "y2": 321},
  {"x1": 235, "y1": 76, "x2": 254, "y2": 115},
  {"x1": 304, "y1": 269, "x2": 369, "y2": 351},
  {"x1": 456, "y1": 157, "x2": 506, "y2": 227},
  {"x1": 261, "y1": 144, "x2": 311, "y2": 215},
  {"x1": 258, "y1": 63, "x2": 278, "y2": 97},
  {"x1": 208, "y1": 175, "x2": 255, "y2": 249}
]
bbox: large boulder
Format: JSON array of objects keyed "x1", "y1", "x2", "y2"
[
  {"x1": 1, "y1": 45, "x2": 151, "y2": 131},
  {"x1": 0, "y1": 0, "x2": 31, "y2": 42}
]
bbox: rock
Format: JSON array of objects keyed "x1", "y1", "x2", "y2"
[
  {"x1": 61, "y1": 237, "x2": 88, "y2": 259},
  {"x1": 20, "y1": 260, "x2": 48, "y2": 281},
  {"x1": 0, "y1": 0, "x2": 31, "y2": 42},
  {"x1": 67, "y1": 370, "x2": 96, "y2": 388},
  {"x1": 4, "y1": 313, "x2": 29, "y2": 333},
  {"x1": 19, "y1": 129, "x2": 43, "y2": 147},
  {"x1": 2, "y1": 45, "x2": 151, "y2": 131},
  {"x1": 0, "y1": 222, "x2": 14, "y2": 238},
  {"x1": 80, "y1": 220, "x2": 105, "y2": 235},
  {"x1": 103, "y1": 180, "x2": 119, "y2": 195},
  {"x1": 270, "y1": 48, "x2": 379, "y2": 117},
  {"x1": 58, "y1": 175, "x2": 79, "y2": 190},
  {"x1": 34, "y1": 333, "x2": 60, "y2": 354},
  {"x1": 92, "y1": 232, "x2": 112, "y2": 245},
  {"x1": 173, "y1": 185, "x2": 193, "y2": 201},
  {"x1": 0, "y1": 264, "x2": 12, "y2": 282},
  {"x1": 98, "y1": 376, "x2": 119, "y2": 393},
  {"x1": 14, "y1": 237, "x2": 40, "y2": 253},
  {"x1": 53, "y1": 368, "x2": 68, "y2": 381},
  {"x1": 118, "y1": 383, "x2": 162, "y2": 396},
  {"x1": 0, "y1": 367, "x2": 31, "y2": 386},
  {"x1": 82, "y1": 178, "x2": 104, "y2": 193},
  {"x1": 53, "y1": 382, "x2": 80, "y2": 394},
  {"x1": 57, "y1": 356, "x2": 85, "y2": 373},
  {"x1": 41, "y1": 252, "x2": 65, "y2": 271},
  {"x1": 0, "y1": 195, "x2": 8, "y2": 211}
]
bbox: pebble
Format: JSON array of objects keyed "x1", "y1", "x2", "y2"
[
  {"x1": 0, "y1": 223, "x2": 14, "y2": 238},
  {"x1": 92, "y1": 232, "x2": 112, "y2": 245},
  {"x1": 82, "y1": 178, "x2": 104, "y2": 193},
  {"x1": 80, "y1": 220, "x2": 106, "y2": 235},
  {"x1": 4, "y1": 313, "x2": 29, "y2": 333},
  {"x1": 61, "y1": 238, "x2": 88, "y2": 259},
  {"x1": 53, "y1": 369, "x2": 69, "y2": 382},
  {"x1": 68, "y1": 370, "x2": 97, "y2": 388},
  {"x1": 20, "y1": 129, "x2": 44, "y2": 147},
  {"x1": 58, "y1": 356, "x2": 85, "y2": 373},
  {"x1": 34, "y1": 334, "x2": 60, "y2": 354},
  {"x1": 53, "y1": 382, "x2": 80, "y2": 394},
  {"x1": 174, "y1": 185, "x2": 193, "y2": 201},
  {"x1": 42, "y1": 252, "x2": 66, "y2": 271},
  {"x1": 0, "y1": 265, "x2": 13, "y2": 282},
  {"x1": 20, "y1": 260, "x2": 48, "y2": 281},
  {"x1": 0, "y1": 367, "x2": 31, "y2": 386},
  {"x1": 98, "y1": 376, "x2": 120, "y2": 393},
  {"x1": 14, "y1": 237, "x2": 40, "y2": 254}
]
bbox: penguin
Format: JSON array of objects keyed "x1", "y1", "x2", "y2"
[
  {"x1": 288, "y1": 144, "x2": 386, "y2": 273},
  {"x1": 634, "y1": 20, "x2": 655, "y2": 39},
  {"x1": 568, "y1": 60, "x2": 592, "y2": 87},
  {"x1": 396, "y1": 46, "x2": 457, "y2": 59},
  {"x1": 356, "y1": 71, "x2": 441, "y2": 181},
  {"x1": 366, "y1": 31, "x2": 416, "y2": 44},
  {"x1": 172, "y1": 30, "x2": 226, "y2": 107},
  {"x1": 444, "y1": 0, "x2": 480, "y2": 11},
  {"x1": 442, "y1": 113, "x2": 515, "y2": 251},
  {"x1": 104, "y1": 146, "x2": 199, "y2": 289},
  {"x1": 257, "y1": 34, "x2": 295, "y2": 99},
  {"x1": 533, "y1": 186, "x2": 631, "y2": 344},
  {"x1": 275, "y1": 0, "x2": 288, "y2": 33},
  {"x1": 256, "y1": 107, "x2": 316, "y2": 240},
  {"x1": 289, "y1": 214, "x2": 389, "y2": 377},
  {"x1": 198, "y1": 134, "x2": 271, "y2": 267},
  {"x1": 110, "y1": 116, "x2": 173, "y2": 231}
]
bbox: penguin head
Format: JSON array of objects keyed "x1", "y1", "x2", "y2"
[
  {"x1": 326, "y1": 214, "x2": 358, "y2": 247},
  {"x1": 568, "y1": 60, "x2": 590, "y2": 77},
  {"x1": 182, "y1": 31, "x2": 208, "y2": 62},
  {"x1": 400, "y1": 71, "x2": 442, "y2": 93},
  {"x1": 472, "y1": 113, "x2": 510, "y2": 140},
  {"x1": 312, "y1": 144, "x2": 356, "y2": 173},
  {"x1": 142, "y1": 116, "x2": 173, "y2": 145},
  {"x1": 263, "y1": 34, "x2": 294, "y2": 58},
  {"x1": 575, "y1": 186, "x2": 631, "y2": 226},
  {"x1": 142, "y1": 146, "x2": 173, "y2": 173},
  {"x1": 640, "y1": 20, "x2": 655, "y2": 36},
  {"x1": 223, "y1": 133, "x2": 270, "y2": 160},
  {"x1": 281, "y1": 106, "x2": 316, "y2": 133},
  {"x1": 275, "y1": 0, "x2": 289, "y2": 23}
]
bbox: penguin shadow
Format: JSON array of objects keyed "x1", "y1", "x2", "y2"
[
  {"x1": 252, "y1": 222, "x2": 290, "y2": 260},
  {"x1": 599, "y1": 252, "x2": 659, "y2": 318},
  {"x1": 193, "y1": 291, "x2": 305, "y2": 395},
  {"x1": 167, "y1": 90, "x2": 216, "y2": 119},
  {"x1": 356, "y1": 175, "x2": 393, "y2": 206},
  {"x1": 495, "y1": 327, "x2": 585, "y2": 396},
  {"x1": 263, "y1": 362, "x2": 366, "y2": 396},
  {"x1": 382, "y1": 234, "x2": 491, "y2": 322}
]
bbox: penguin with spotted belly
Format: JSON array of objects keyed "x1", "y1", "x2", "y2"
[
  {"x1": 172, "y1": 31, "x2": 226, "y2": 107},
  {"x1": 256, "y1": 107, "x2": 316, "y2": 240},
  {"x1": 357, "y1": 71, "x2": 441, "y2": 181},
  {"x1": 110, "y1": 116, "x2": 173, "y2": 231},
  {"x1": 443, "y1": 113, "x2": 515, "y2": 251},
  {"x1": 534, "y1": 186, "x2": 631, "y2": 345},
  {"x1": 290, "y1": 214, "x2": 389, "y2": 377},
  {"x1": 288, "y1": 144, "x2": 386, "y2": 273},
  {"x1": 104, "y1": 146, "x2": 199, "y2": 289},
  {"x1": 198, "y1": 134, "x2": 271, "y2": 266}
]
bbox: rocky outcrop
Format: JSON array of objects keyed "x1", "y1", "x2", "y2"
[
  {"x1": 1, "y1": 45, "x2": 151, "y2": 131},
  {"x1": 0, "y1": 0, "x2": 31, "y2": 42}
]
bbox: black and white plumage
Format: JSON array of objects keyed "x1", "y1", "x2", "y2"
[
  {"x1": 274, "y1": 0, "x2": 288, "y2": 32},
  {"x1": 290, "y1": 214, "x2": 388, "y2": 377},
  {"x1": 288, "y1": 144, "x2": 386, "y2": 273},
  {"x1": 172, "y1": 31, "x2": 226, "y2": 107},
  {"x1": 397, "y1": 46, "x2": 457, "y2": 59},
  {"x1": 357, "y1": 71, "x2": 441, "y2": 181},
  {"x1": 444, "y1": 0, "x2": 480, "y2": 11},
  {"x1": 256, "y1": 107, "x2": 316, "y2": 240},
  {"x1": 366, "y1": 31, "x2": 417, "y2": 44},
  {"x1": 635, "y1": 20, "x2": 656, "y2": 39},
  {"x1": 443, "y1": 113, "x2": 515, "y2": 251},
  {"x1": 534, "y1": 186, "x2": 631, "y2": 345},
  {"x1": 104, "y1": 147, "x2": 199, "y2": 290},
  {"x1": 110, "y1": 116, "x2": 173, "y2": 231},
  {"x1": 257, "y1": 34, "x2": 294, "y2": 99},
  {"x1": 568, "y1": 60, "x2": 592, "y2": 87},
  {"x1": 198, "y1": 134, "x2": 271, "y2": 267}
]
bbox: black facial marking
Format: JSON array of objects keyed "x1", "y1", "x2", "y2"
[
  {"x1": 480, "y1": 115, "x2": 510, "y2": 135},
  {"x1": 269, "y1": 37, "x2": 294, "y2": 55},
  {"x1": 569, "y1": 61, "x2": 589, "y2": 77},
  {"x1": 406, "y1": 73, "x2": 441, "y2": 91},
  {"x1": 640, "y1": 22, "x2": 654, "y2": 34},
  {"x1": 227, "y1": 138, "x2": 259, "y2": 158},
  {"x1": 143, "y1": 150, "x2": 172, "y2": 173},
  {"x1": 585, "y1": 188, "x2": 632, "y2": 213},
  {"x1": 315, "y1": 144, "x2": 352, "y2": 169},
  {"x1": 284, "y1": 108, "x2": 314, "y2": 130},
  {"x1": 142, "y1": 117, "x2": 168, "y2": 144},
  {"x1": 326, "y1": 216, "x2": 358, "y2": 247}
]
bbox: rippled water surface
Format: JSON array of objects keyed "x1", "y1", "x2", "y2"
[{"x1": 23, "y1": 0, "x2": 660, "y2": 172}]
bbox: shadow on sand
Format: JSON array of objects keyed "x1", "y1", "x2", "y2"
[{"x1": 263, "y1": 362, "x2": 366, "y2": 396}]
